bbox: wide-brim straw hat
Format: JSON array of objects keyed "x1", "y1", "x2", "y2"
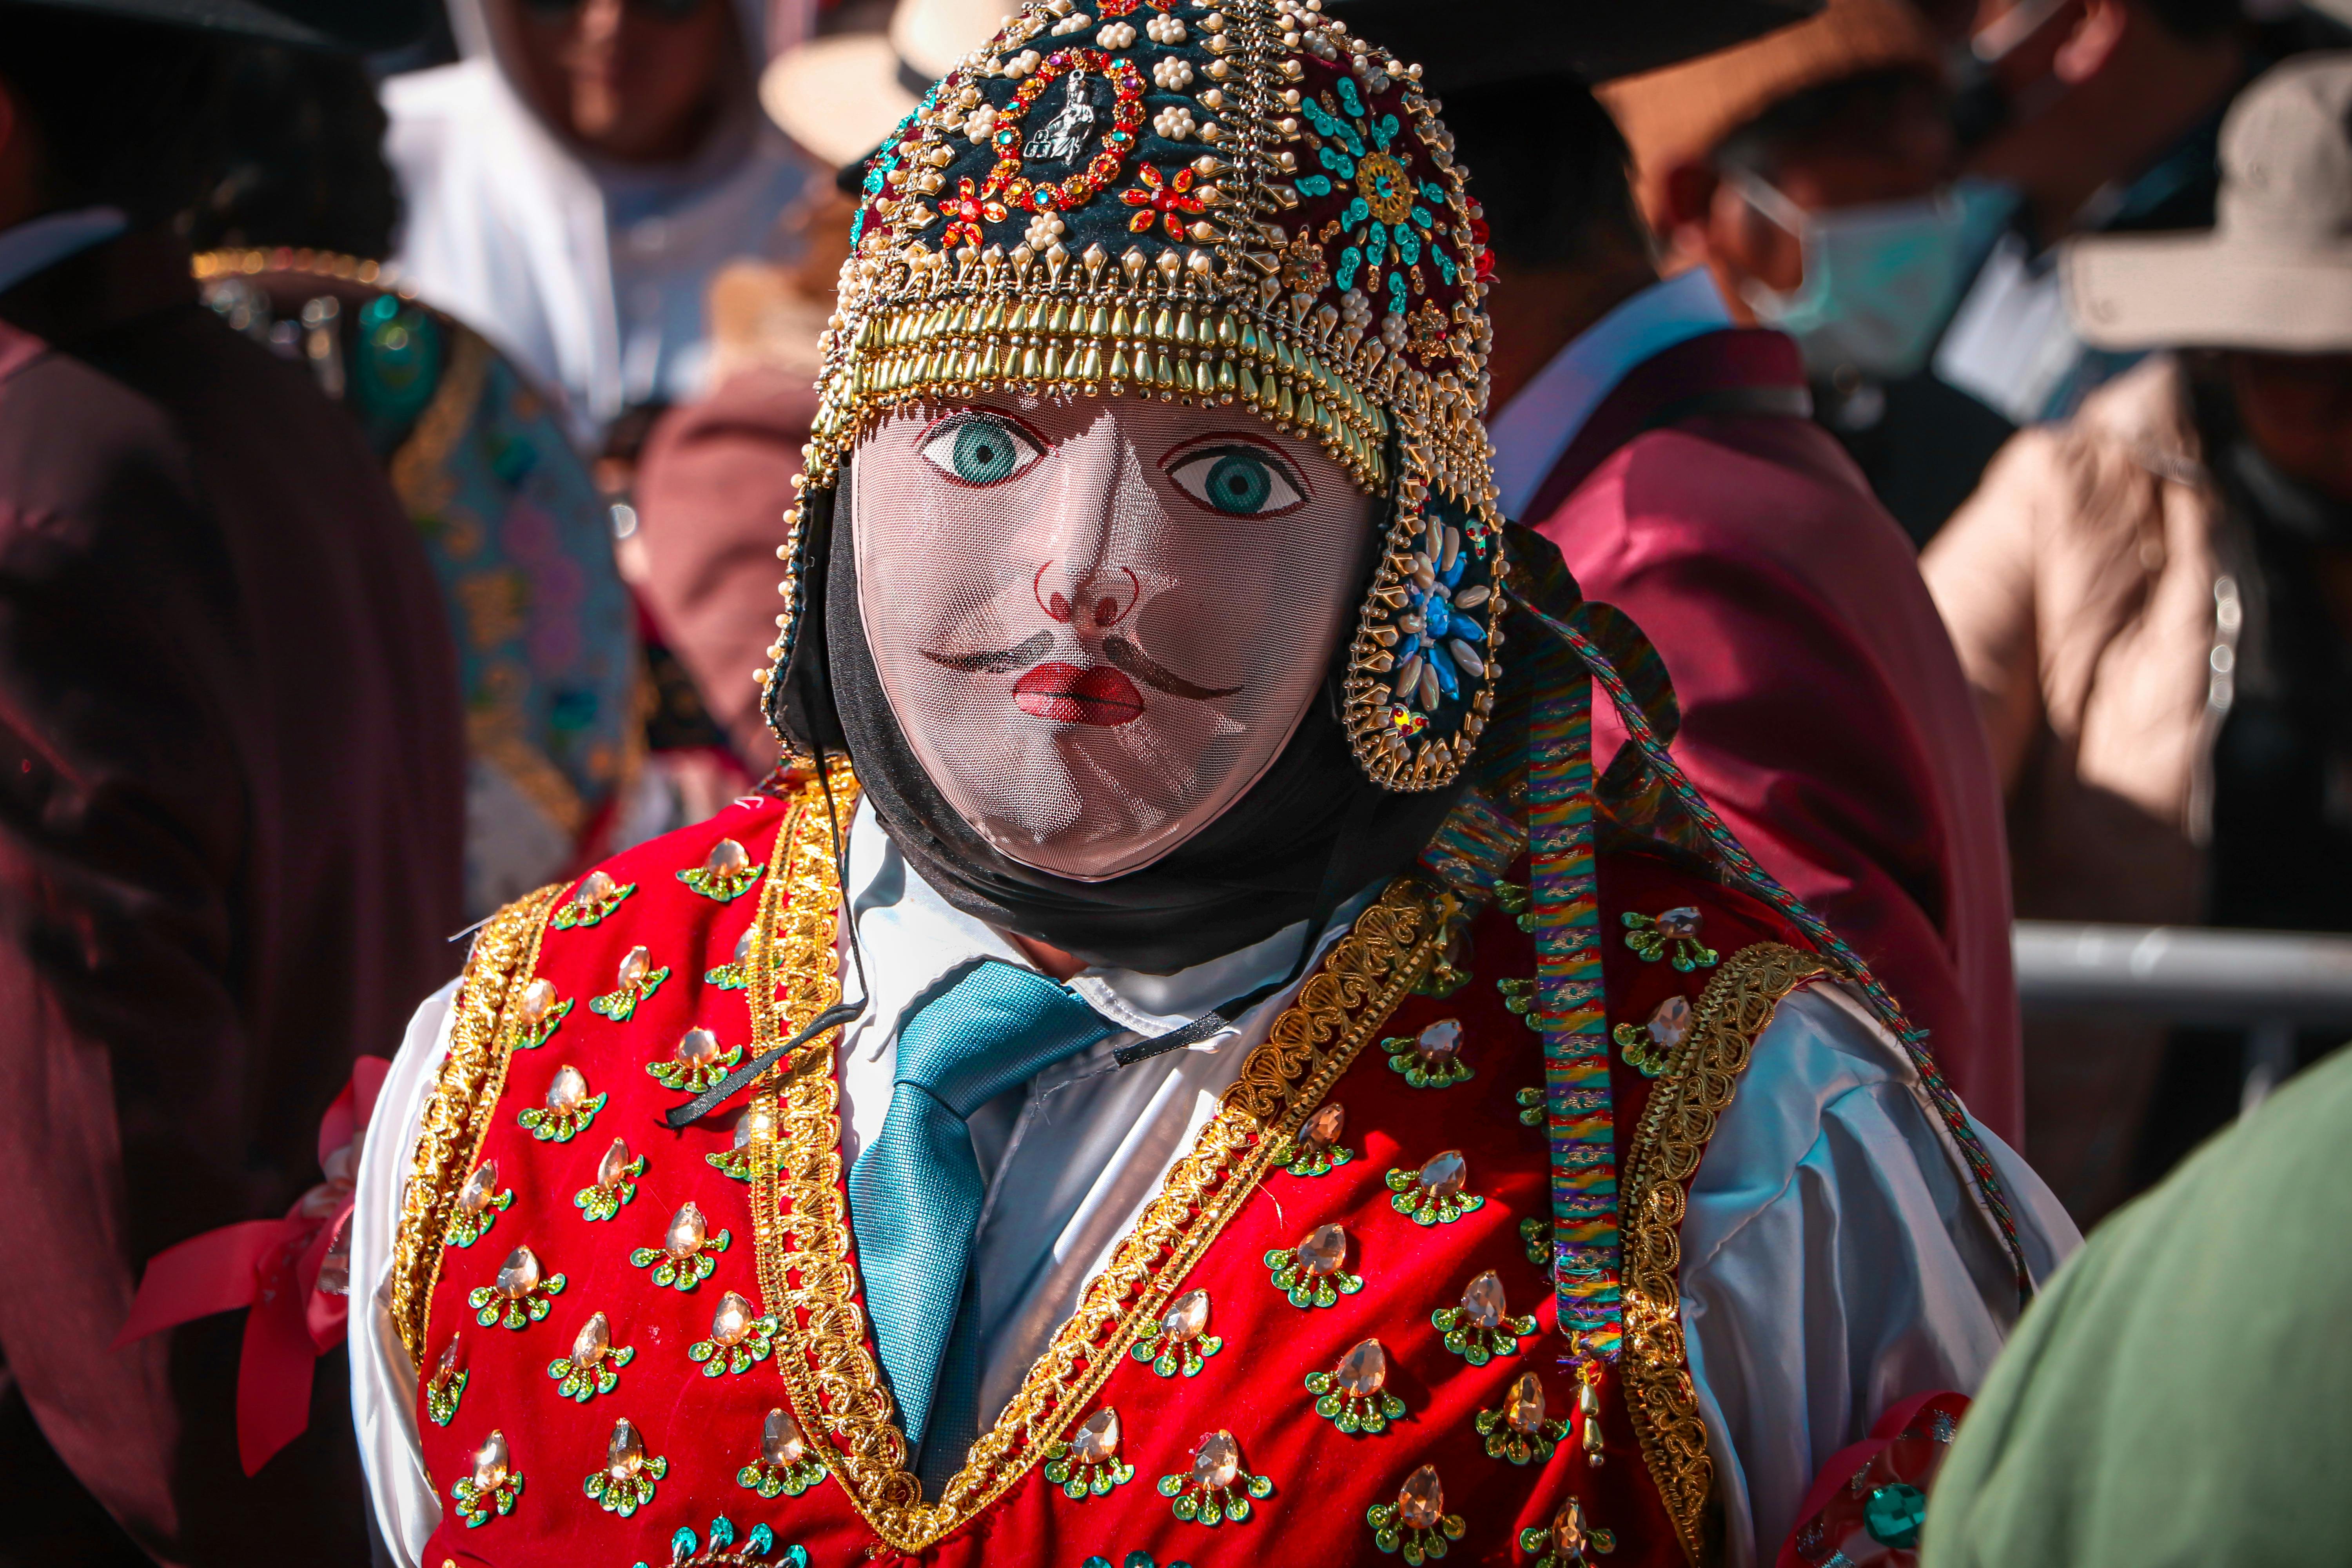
[
  {"x1": 2066, "y1": 53, "x2": 2352, "y2": 352},
  {"x1": 759, "y1": 0, "x2": 1013, "y2": 170},
  {"x1": 1596, "y1": 0, "x2": 1941, "y2": 189}
]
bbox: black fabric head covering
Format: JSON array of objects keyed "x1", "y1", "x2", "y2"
[{"x1": 778, "y1": 466, "x2": 1464, "y2": 974}]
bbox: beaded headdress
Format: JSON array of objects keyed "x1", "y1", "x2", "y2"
[{"x1": 765, "y1": 0, "x2": 1503, "y2": 791}]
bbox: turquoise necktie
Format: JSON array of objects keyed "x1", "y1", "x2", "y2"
[{"x1": 847, "y1": 959, "x2": 1114, "y2": 1494}]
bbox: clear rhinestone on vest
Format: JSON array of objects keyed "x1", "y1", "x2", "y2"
[
  {"x1": 1191, "y1": 1430, "x2": 1240, "y2": 1488},
  {"x1": 1552, "y1": 1498, "x2": 1593, "y2": 1555},
  {"x1": 1506, "y1": 1371, "x2": 1546, "y2": 1433},
  {"x1": 459, "y1": 1160, "x2": 500, "y2": 1214},
  {"x1": 595, "y1": 1138, "x2": 633, "y2": 1190},
  {"x1": 1335, "y1": 1339, "x2": 1387, "y2": 1396},
  {"x1": 546, "y1": 1065, "x2": 589, "y2": 1111},
  {"x1": 1417, "y1": 1149, "x2": 1467, "y2": 1198},
  {"x1": 570, "y1": 1311, "x2": 612, "y2": 1368},
  {"x1": 1646, "y1": 994, "x2": 1694, "y2": 1050},
  {"x1": 1071, "y1": 1407, "x2": 1121, "y2": 1463},
  {"x1": 436, "y1": 1336, "x2": 462, "y2": 1381},
  {"x1": 1461, "y1": 1269, "x2": 1506, "y2": 1329},
  {"x1": 710, "y1": 1291, "x2": 755, "y2": 1346},
  {"x1": 676, "y1": 1028, "x2": 722, "y2": 1066},
  {"x1": 1414, "y1": 1018, "x2": 1463, "y2": 1065},
  {"x1": 616, "y1": 946, "x2": 652, "y2": 989},
  {"x1": 606, "y1": 1417, "x2": 645, "y2": 1479},
  {"x1": 733, "y1": 1107, "x2": 771, "y2": 1148},
  {"x1": 1300, "y1": 1102, "x2": 1345, "y2": 1149},
  {"x1": 705, "y1": 838, "x2": 750, "y2": 875},
  {"x1": 1161, "y1": 1289, "x2": 1209, "y2": 1342},
  {"x1": 1398, "y1": 1464, "x2": 1445, "y2": 1527},
  {"x1": 470, "y1": 1430, "x2": 509, "y2": 1488},
  {"x1": 1295, "y1": 1224, "x2": 1347, "y2": 1276},
  {"x1": 573, "y1": 871, "x2": 615, "y2": 913},
  {"x1": 515, "y1": 978, "x2": 557, "y2": 1025},
  {"x1": 1656, "y1": 906, "x2": 1702, "y2": 938},
  {"x1": 494, "y1": 1246, "x2": 541, "y2": 1298},
  {"x1": 664, "y1": 1201, "x2": 708, "y2": 1259},
  {"x1": 731, "y1": 925, "x2": 754, "y2": 963},
  {"x1": 762, "y1": 1407, "x2": 806, "y2": 1466}
]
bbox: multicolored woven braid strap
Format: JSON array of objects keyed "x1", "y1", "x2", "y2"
[
  {"x1": 1521, "y1": 624, "x2": 1621, "y2": 1359},
  {"x1": 1511, "y1": 589, "x2": 2031, "y2": 1297}
]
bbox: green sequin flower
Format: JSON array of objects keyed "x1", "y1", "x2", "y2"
[
  {"x1": 551, "y1": 871, "x2": 633, "y2": 929},
  {"x1": 1041, "y1": 1409, "x2": 1134, "y2": 1499},
  {"x1": 517, "y1": 1064, "x2": 604, "y2": 1143},
  {"x1": 583, "y1": 1418, "x2": 666, "y2": 1516},
  {"x1": 424, "y1": 1343, "x2": 466, "y2": 1427},
  {"x1": 1519, "y1": 1499, "x2": 1617, "y2": 1566},
  {"x1": 1621, "y1": 907, "x2": 1718, "y2": 972},
  {"x1": 575, "y1": 1139, "x2": 645, "y2": 1222},
  {"x1": 630, "y1": 1202, "x2": 729, "y2": 1291},
  {"x1": 1385, "y1": 1017, "x2": 1472, "y2": 1089},
  {"x1": 737, "y1": 1407, "x2": 826, "y2": 1499},
  {"x1": 1367, "y1": 1465, "x2": 1465, "y2": 1563},
  {"x1": 1496, "y1": 976, "x2": 1543, "y2": 1033},
  {"x1": 508, "y1": 978, "x2": 571, "y2": 1050},
  {"x1": 1474, "y1": 1371, "x2": 1571, "y2": 1464},
  {"x1": 677, "y1": 838, "x2": 762, "y2": 902},
  {"x1": 1615, "y1": 994, "x2": 1693, "y2": 1078},
  {"x1": 690, "y1": 1292, "x2": 782, "y2": 1376},
  {"x1": 1305, "y1": 1340, "x2": 1407, "y2": 1435},
  {"x1": 642, "y1": 1515, "x2": 809, "y2": 1568},
  {"x1": 1270, "y1": 1101, "x2": 1354, "y2": 1176},
  {"x1": 1264, "y1": 1225, "x2": 1365, "y2": 1309},
  {"x1": 545, "y1": 1313, "x2": 633, "y2": 1402},
  {"x1": 468, "y1": 1246, "x2": 565, "y2": 1329},
  {"x1": 1129, "y1": 1289, "x2": 1221, "y2": 1377},
  {"x1": 590, "y1": 945, "x2": 671, "y2": 1023},
  {"x1": 1520, "y1": 1216, "x2": 1553, "y2": 1267},
  {"x1": 1385, "y1": 1151, "x2": 1484, "y2": 1226},
  {"x1": 1494, "y1": 881, "x2": 1540, "y2": 933},
  {"x1": 1431, "y1": 1269, "x2": 1537, "y2": 1365},
  {"x1": 445, "y1": 1161, "x2": 512, "y2": 1248},
  {"x1": 1158, "y1": 1432, "x2": 1271, "y2": 1526},
  {"x1": 1515, "y1": 1087, "x2": 1545, "y2": 1127},
  {"x1": 646, "y1": 1028, "x2": 745, "y2": 1093},
  {"x1": 449, "y1": 1432, "x2": 522, "y2": 1527}
]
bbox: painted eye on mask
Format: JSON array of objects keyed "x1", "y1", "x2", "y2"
[
  {"x1": 919, "y1": 412, "x2": 1045, "y2": 486},
  {"x1": 1164, "y1": 441, "x2": 1307, "y2": 518}
]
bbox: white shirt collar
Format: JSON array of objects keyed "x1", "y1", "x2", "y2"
[
  {"x1": 838, "y1": 795, "x2": 1367, "y2": 1063},
  {"x1": 0, "y1": 207, "x2": 128, "y2": 301},
  {"x1": 1486, "y1": 268, "x2": 1733, "y2": 519}
]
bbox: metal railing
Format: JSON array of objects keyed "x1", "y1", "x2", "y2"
[{"x1": 2013, "y1": 920, "x2": 2352, "y2": 1108}]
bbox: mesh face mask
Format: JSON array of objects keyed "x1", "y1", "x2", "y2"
[{"x1": 851, "y1": 395, "x2": 1373, "y2": 880}]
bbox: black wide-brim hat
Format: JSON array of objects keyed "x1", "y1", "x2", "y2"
[
  {"x1": 1326, "y1": 0, "x2": 1823, "y2": 85},
  {"x1": 0, "y1": 0, "x2": 426, "y2": 51}
]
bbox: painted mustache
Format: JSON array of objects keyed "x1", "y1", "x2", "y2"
[{"x1": 919, "y1": 631, "x2": 1240, "y2": 700}]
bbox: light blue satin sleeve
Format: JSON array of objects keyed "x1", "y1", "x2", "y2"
[{"x1": 1679, "y1": 984, "x2": 2079, "y2": 1568}]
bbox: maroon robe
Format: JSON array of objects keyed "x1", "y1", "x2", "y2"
[
  {"x1": 0, "y1": 229, "x2": 466, "y2": 1564},
  {"x1": 1528, "y1": 328, "x2": 2023, "y2": 1143}
]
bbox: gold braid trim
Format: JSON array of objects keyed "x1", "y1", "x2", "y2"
[
  {"x1": 746, "y1": 768, "x2": 1451, "y2": 1551},
  {"x1": 1619, "y1": 942, "x2": 1831, "y2": 1566},
  {"x1": 388, "y1": 882, "x2": 564, "y2": 1368}
]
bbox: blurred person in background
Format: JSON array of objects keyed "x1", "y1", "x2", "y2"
[
  {"x1": 1338, "y1": 0, "x2": 2024, "y2": 1141},
  {"x1": 189, "y1": 44, "x2": 642, "y2": 918},
  {"x1": 381, "y1": 0, "x2": 809, "y2": 457},
  {"x1": 1603, "y1": 0, "x2": 2020, "y2": 543},
  {"x1": 1925, "y1": 53, "x2": 2352, "y2": 1221},
  {"x1": 1921, "y1": 1022, "x2": 2352, "y2": 1566},
  {"x1": 632, "y1": 0, "x2": 1004, "y2": 772},
  {"x1": 0, "y1": 2, "x2": 465, "y2": 1562},
  {"x1": 1928, "y1": 0, "x2": 2280, "y2": 431}
]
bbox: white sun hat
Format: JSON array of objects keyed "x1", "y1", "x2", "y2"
[
  {"x1": 2065, "y1": 52, "x2": 2352, "y2": 352},
  {"x1": 758, "y1": 0, "x2": 1013, "y2": 171}
]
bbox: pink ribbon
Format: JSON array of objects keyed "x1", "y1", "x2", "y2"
[{"x1": 113, "y1": 1056, "x2": 390, "y2": 1475}]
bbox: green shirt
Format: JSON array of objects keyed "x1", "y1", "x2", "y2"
[{"x1": 1924, "y1": 1042, "x2": 2352, "y2": 1566}]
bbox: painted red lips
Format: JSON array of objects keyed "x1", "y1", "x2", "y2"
[{"x1": 1013, "y1": 662, "x2": 1145, "y2": 726}]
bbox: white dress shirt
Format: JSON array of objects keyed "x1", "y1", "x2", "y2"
[
  {"x1": 1486, "y1": 268, "x2": 1733, "y2": 519},
  {"x1": 349, "y1": 804, "x2": 2074, "y2": 1567}
]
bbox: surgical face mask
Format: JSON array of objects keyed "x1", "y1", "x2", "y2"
[{"x1": 1729, "y1": 172, "x2": 2020, "y2": 380}]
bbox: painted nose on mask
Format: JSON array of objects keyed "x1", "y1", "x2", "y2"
[
  {"x1": 1034, "y1": 565, "x2": 1138, "y2": 627},
  {"x1": 1731, "y1": 172, "x2": 2019, "y2": 380}
]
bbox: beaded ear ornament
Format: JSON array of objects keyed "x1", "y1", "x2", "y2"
[{"x1": 761, "y1": 0, "x2": 1506, "y2": 791}]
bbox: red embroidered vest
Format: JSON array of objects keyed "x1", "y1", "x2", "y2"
[{"x1": 393, "y1": 771, "x2": 1824, "y2": 1568}]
